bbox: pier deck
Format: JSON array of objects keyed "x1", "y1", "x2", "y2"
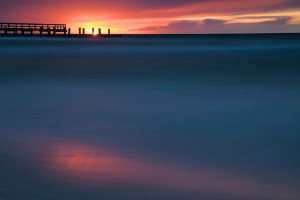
[
  {"x1": 0, "y1": 23, "x2": 120, "y2": 37},
  {"x1": 0, "y1": 23, "x2": 67, "y2": 36}
]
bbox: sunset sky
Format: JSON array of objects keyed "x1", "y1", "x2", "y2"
[{"x1": 1, "y1": 0, "x2": 300, "y2": 33}]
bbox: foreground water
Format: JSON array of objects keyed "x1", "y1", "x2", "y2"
[{"x1": 0, "y1": 34, "x2": 300, "y2": 200}]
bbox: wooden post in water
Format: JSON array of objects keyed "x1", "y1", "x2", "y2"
[{"x1": 0, "y1": 23, "x2": 119, "y2": 38}]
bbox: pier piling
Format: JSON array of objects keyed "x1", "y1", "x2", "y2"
[{"x1": 0, "y1": 23, "x2": 120, "y2": 38}]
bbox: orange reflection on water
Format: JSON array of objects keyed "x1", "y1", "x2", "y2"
[
  {"x1": 48, "y1": 142, "x2": 156, "y2": 186},
  {"x1": 31, "y1": 139, "x2": 300, "y2": 200}
]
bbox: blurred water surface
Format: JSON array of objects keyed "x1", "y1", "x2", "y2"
[{"x1": 0, "y1": 34, "x2": 300, "y2": 200}]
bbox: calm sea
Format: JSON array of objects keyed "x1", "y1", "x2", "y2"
[{"x1": 0, "y1": 34, "x2": 300, "y2": 200}]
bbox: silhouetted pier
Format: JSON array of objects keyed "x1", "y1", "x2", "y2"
[{"x1": 0, "y1": 23, "x2": 121, "y2": 38}]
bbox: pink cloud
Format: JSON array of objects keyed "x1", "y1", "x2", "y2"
[
  {"x1": 134, "y1": 17, "x2": 300, "y2": 33},
  {"x1": 1, "y1": 0, "x2": 300, "y2": 22}
]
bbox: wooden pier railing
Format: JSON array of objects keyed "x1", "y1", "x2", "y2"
[
  {"x1": 0, "y1": 23, "x2": 67, "y2": 36},
  {"x1": 0, "y1": 23, "x2": 121, "y2": 37}
]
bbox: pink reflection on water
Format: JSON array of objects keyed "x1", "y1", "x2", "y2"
[{"x1": 20, "y1": 138, "x2": 300, "y2": 200}]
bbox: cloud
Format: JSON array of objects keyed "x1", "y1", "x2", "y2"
[
  {"x1": 134, "y1": 17, "x2": 300, "y2": 33},
  {"x1": 1, "y1": 0, "x2": 300, "y2": 22},
  {"x1": 1, "y1": 0, "x2": 300, "y2": 33}
]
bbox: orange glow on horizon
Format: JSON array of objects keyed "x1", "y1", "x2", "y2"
[
  {"x1": 1, "y1": 0, "x2": 299, "y2": 33},
  {"x1": 65, "y1": 8, "x2": 300, "y2": 34}
]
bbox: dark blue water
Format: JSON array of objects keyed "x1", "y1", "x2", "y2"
[{"x1": 0, "y1": 34, "x2": 300, "y2": 200}]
